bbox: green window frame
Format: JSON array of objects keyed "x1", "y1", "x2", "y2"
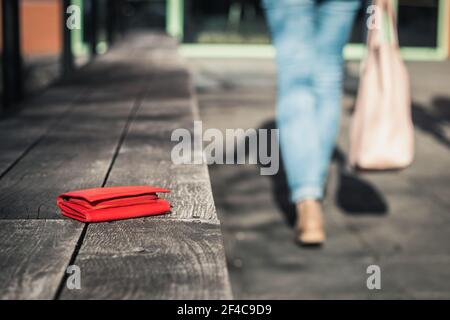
[
  {"x1": 167, "y1": 0, "x2": 449, "y2": 61},
  {"x1": 70, "y1": 0, "x2": 109, "y2": 58}
]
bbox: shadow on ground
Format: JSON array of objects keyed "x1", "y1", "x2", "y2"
[
  {"x1": 412, "y1": 97, "x2": 450, "y2": 149},
  {"x1": 258, "y1": 120, "x2": 388, "y2": 227}
]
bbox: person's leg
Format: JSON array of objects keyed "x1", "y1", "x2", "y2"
[
  {"x1": 314, "y1": 0, "x2": 360, "y2": 185},
  {"x1": 263, "y1": 0, "x2": 323, "y2": 203}
]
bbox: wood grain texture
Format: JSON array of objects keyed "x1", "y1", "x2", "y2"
[
  {"x1": 0, "y1": 220, "x2": 84, "y2": 299},
  {"x1": 0, "y1": 50, "x2": 159, "y2": 219},
  {"x1": 101, "y1": 51, "x2": 218, "y2": 221},
  {"x1": 0, "y1": 32, "x2": 164, "y2": 177},
  {"x1": 0, "y1": 97, "x2": 137, "y2": 219},
  {"x1": 0, "y1": 33, "x2": 231, "y2": 299},
  {"x1": 0, "y1": 87, "x2": 86, "y2": 176},
  {"x1": 60, "y1": 219, "x2": 232, "y2": 299},
  {"x1": 61, "y1": 34, "x2": 230, "y2": 298},
  {"x1": 0, "y1": 32, "x2": 172, "y2": 181}
]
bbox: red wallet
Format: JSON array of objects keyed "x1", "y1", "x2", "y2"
[{"x1": 57, "y1": 186, "x2": 171, "y2": 222}]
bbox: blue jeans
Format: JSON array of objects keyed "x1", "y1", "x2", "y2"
[{"x1": 263, "y1": 0, "x2": 360, "y2": 203}]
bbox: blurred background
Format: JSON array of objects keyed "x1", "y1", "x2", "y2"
[
  {"x1": 1, "y1": 0, "x2": 450, "y2": 299},
  {"x1": 0, "y1": 0, "x2": 450, "y2": 107},
  {"x1": 1, "y1": 0, "x2": 448, "y2": 107}
]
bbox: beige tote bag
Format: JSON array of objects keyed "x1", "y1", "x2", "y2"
[{"x1": 350, "y1": 0, "x2": 414, "y2": 170}]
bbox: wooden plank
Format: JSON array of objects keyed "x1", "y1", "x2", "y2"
[
  {"x1": 0, "y1": 96, "x2": 138, "y2": 219},
  {"x1": 0, "y1": 220, "x2": 84, "y2": 299},
  {"x1": 0, "y1": 34, "x2": 177, "y2": 300},
  {"x1": 106, "y1": 160, "x2": 217, "y2": 222},
  {"x1": 0, "y1": 86, "x2": 86, "y2": 177},
  {"x1": 82, "y1": 37, "x2": 219, "y2": 222},
  {"x1": 102, "y1": 46, "x2": 217, "y2": 218},
  {"x1": 0, "y1": 33, "x2": 231, "y2": 299},
  {"x1": 60, "y1": 219, "x2": 232, "y2": 299},
  {"x1": 0, "y1": 38, "x2": 152, "y2": 177},
  {"x1": 104, "y1": 96, "x2": 218, "y2": 221},
  {"x1": 60, "y1": 36, "x2": 232, "y2": 298},
  {"x1": 0, "y1": 47, "x2": 158, "y2": 219},
  {"x1": 0, "y1": 63, "x2": 144, "y2": 294}
]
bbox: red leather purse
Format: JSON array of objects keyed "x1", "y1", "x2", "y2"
[{"x1": 57, "y1": 186, "x2": 171, "y2": 222}]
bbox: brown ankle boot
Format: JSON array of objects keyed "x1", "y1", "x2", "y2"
[{"x1": 296, "y1": 199, "x2": 326, "y2": 245}]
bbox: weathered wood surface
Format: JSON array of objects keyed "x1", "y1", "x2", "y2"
[
  {"x1": 102, "y1": 96, "x2": 218, "y2": 222},
  {"x1": 60, "y1": 219, "x2": 232, "y2": 299},
  {"x1": 0, "y1": 97, "x2": 136, "y2": 219},
  {"x1": 0, "y1": 33, "x2": 231, "y2": 299},
  {"x1": 0, "y1": 43, "x2": 148, "y2": 298},
  {"x1": 0, "y1": 220, "x2": 84, "y2": 299},
  {"x1": 0, "y1": 86, "x2": 85, "y2": 177},
  {"x1": 0, "y1": 42, "x2": 156, "y2": 219},
  {"x1": 0, "y1": 32, "x2": 167, "y2": 179},
  {"x1": 59, "y1": 34, "x2": 231, "y2": 299}
]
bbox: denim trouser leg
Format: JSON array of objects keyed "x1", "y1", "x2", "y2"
[{"x1": 264, "y1": 0, "x2": 360, "y2": 203}]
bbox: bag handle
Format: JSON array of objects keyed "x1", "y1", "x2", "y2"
[{"x1": 367, "y1": 0, "x2": 400, "y2": 50}]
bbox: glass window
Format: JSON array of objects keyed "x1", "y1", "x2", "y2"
[
  {"x1": 184, "y1": 0, "x2": 270, "y2": 44},
  {"x1": 397, "y1": 0, "x2": 439, "y2": 47},
  {"x1": 182, "y1": 0, "x2": 442, "y2": 49},
  {"x1": 121, "y1": 0, "x2": 166, "y2": 31}
]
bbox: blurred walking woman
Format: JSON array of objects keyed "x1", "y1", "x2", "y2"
[{"x1": 263, "y1": 0, "x2": 360, "y2": 244}]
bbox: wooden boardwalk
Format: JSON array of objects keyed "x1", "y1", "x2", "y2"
[{"x1": 0, "y1": 33, "x2": 232, "y2": 299}]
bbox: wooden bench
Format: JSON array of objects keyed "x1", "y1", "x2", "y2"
[{"x1": 0, "y1": 33, "x2": 232, "y2": 299}]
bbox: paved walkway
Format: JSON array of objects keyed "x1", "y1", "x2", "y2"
[{"x1": 191, "y1": 58, "x2": 450, "y2": 299}]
